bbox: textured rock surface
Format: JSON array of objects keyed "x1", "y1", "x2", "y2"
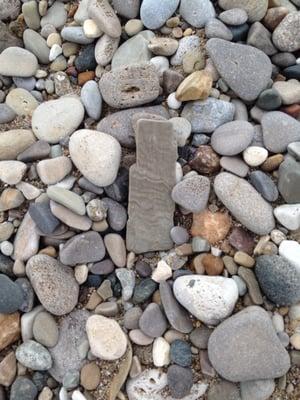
[
  {"x1": 218, "y1": 0, "x2": 268, "y2": 22},
  {"x1": 127, "y1": 120, "x2": 177, "y2": 253}
]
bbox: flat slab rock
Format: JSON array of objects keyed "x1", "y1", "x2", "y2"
[
  {"x1": 99, "y1": 64, "x2": 160, "y2": 109},
  {"x1": 127, "y1": 119, "x2": 177, "y2": 253},
  {"x1": 214, "y1": 172, "x2": 275, "y2": 235},
  {"x1": 206, "y1": 38, "x2": 272, "y2": 101},
  {"x1": 208, "y1": 306, "x2": 291, "y2": 382},
  {"x1": 126, "y1": 369, "x2": 208, "y2": 400}
]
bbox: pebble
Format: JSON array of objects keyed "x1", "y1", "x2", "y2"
[
  {"x1": 133, "y1": 278, "x2": 157, "y2": 303},
  {"x1": 17, "y1": 140, "x2": 50, "y2": 163},
  {"x1": 86, "y1": 315, "x2": 127, "y2": 360},
  {"x1": 10, "y1": 377, "x2": 38, "y2": 400},
  {"x1": 240, "y1": 380, "x2": 275, "y2": 400},
  {"x1": 171, "y1": 35, "x2": 200, "y2": 66},
  {"x1": 32, "y1": 97, "x2": 84, "y2": 144},
  {"x1": 81, "y1": 80, "x2": 102, "y2": 120},
  {"x1": 191, "y1": 209, "x2": 231, "y2": 244},
  {"x1": 279, "y1": 240, "x2": 300, "y2": 272},
  {"x1": 60, "y1": 26, "x2": 93, "y2": 45},
  {"x1": 95, "y1": 301, "x2": 118, "y2": 317},
  {"x1": 96, "y1": 34, "x2": 120, "y2": 67},
  {"x1": 181, "y1": 98, "x2": 235, "y2": 133},
  {"x1": 273, "y1": 12, "x2": 300, "y2": 52},
  {"x1": 50, "y1": 201, "x2": 92, "y2": 231},
  {"x1": 33, "y1": 311, "x2": 59, "y2": 348},
  {"x1": 26, "y1": 254, "x2": 79, "y2": 316},
  {"x1": 16, "y1": 340, "x2": 52, "y2": 371},
  {"x1": 0, "y1": 312, "x2": 20, "y2": 351},
  {"x1": 205, "y1": 19, "x2": 233, "y2": 41},
  {"x1": 211, "y1": 121, "x2": 254, "y2": 156},
  {"x1": 140, "y1": 0, "x2": 179, "y2": 30},
  {"x1": 88, "y1": 0, "x2": 121, "y2": 38},
  {"x1": 219, "y1": 8, "x2": 248, "y2": 25},
  {"x1": 40, "y1": 1, "x2": 67, "y2": 29},
  {"x1": 0, "y1": 0, "x2": 20, "y2": 20},
  {"x1": 238, "y1": 267, "x2": 263, "y2": 305},
  {"x1": 0, "y1": 160, "x2": 26, "y2": 185},
  {"x1": 247, "y1": 21, "x2": 277, "y2": 55},
  {"x1": 173, "y1": 275, "x2": 238, "y2": 325},
  {"x1": 171, "y1": 175, "x2": 210, "y2": 213},
  {"x1": 220, "y1": 156, "x2": 249, "y2": 177},
  {"x1": 0, "y1": 47, "x2": 38, "y2": 77},
  {"x1": 160, "y1": 281, "x2": 193, "y2": 333},
  {"x1": 218, "y1": 0, "x2": 268, "y2": 22},
  {"x1": 112, "y1": 0, "x2": 140, "y2": 19},
  {"x1": 129, "y1": 329, "x2": 153, "y2": 346},
  {"x1": 80, "y1": 362, "x2": 100, "y2": 390},
  {"x1": 6, "y1": 88, "x2": 38, "y2": 117},
  {"x1": 0, "y1": 274, "x2": 23, "y2": 313},
  {"x1": 71, "y1": 129, "x2": 121, "y2": 185},
  {"x1": 49, "y1": 310, "x2": 89, "y2": 383},
  {"x1": 180, "y1": 0, "x2": 215, "y2": 28},
  {"x1": 0, "y1": 104, "x2": 16, "y2": 124},
  {"x1": 176, "y1": 70, "x2": 212, "y2": 102},
  {"x1": 0, "y1": 129, "x2": 36, "y2": 161},
  {"x1": 37, "y1": 156, "x2": 72, "y2": 185},
  {"x1": 256, "y1": 88, "x2": 282, "y2": 111},
  {"x1": 104, "y1": 233, "x2": 126, "y2": 268},
  {"x1": 0, "y1": 351, "x2": 16, "y2": 387},
  {"x1": 274, "y1": 204, "x2": 300, "y2": 230},
  {"x1": 100, "y1": 64, "x2": 160, "y2": 109},
  {"x1": 214, "y1": 172, "x2": 275, "y2": 235},
  {"x1": 148, "y1": 37, "x2": 178, "y2": 57},
  {"x1": 273, "y1": 80, "x2": 300, "y2": 105},
  {"x1": 170, "y1": 226, "x2": 189, "y2": 245},
  {"x1": 125, "y1": 19, "x2": 144, "y2": 36},
  {"x1": 208, "y1": 306, "x2": 291, "y2": 382},
  {"x1": 116, "y1": 268, "x2": 135, "y2": 300},
  {"x1": 139, "y1": 303, "x2": 167, "y2": 338},
  {"x1": 83, "y1": 19, "x2": 102, "y2": 39},
  {"x1": 261, "y1": 111, "x2": 300, "y2": 153},
  {"x1": 256, "y1": 255, "x2": 300, "y2": 305},
  {"x1": 207, "y1": 39, "x2": 272, "y2": 101},
  {"x1": 249, "y1": 170, "x2": 278, "y2": 202},
  {"x1": 75, "y1": 43, "x2": 96, "y2": 72},
  {"x1": 151, "y1": 260, "x2": 172, "y2": 283},
  {"x1": 46, "y1": 186, "x2": 85, "y2": 216},
  {"x1": 167, "y1": 365, "x2": 193, "y2": 399},
  {"x1": 170, "y1": 340, "x2": 192, "y2": 367},
  {"x1": 23, "y1": 29, "x2": 50, "y2": 65},
  {"x1": 153, "y1": 337, "x2": 170, "y2": 367}
]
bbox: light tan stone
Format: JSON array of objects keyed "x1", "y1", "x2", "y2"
[{"x1": 176, "y1": 71, "x2": 213, "y2": 101}]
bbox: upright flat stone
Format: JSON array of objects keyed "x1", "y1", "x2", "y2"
[
  {"x1": 206, "y1": 39, "x2": 272, "y2": 101},
  {"x1": 126, "y1": 120, "x2": 177, "y2": 253}
]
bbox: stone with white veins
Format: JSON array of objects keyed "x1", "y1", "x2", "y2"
[
  {"x1": 86, "y1": 315, "x2": 127, "y2": 360},
  {"x1": 274, "y1": 204, "x2": 300, "y2": 231},
  {"x1": 32, "y1": 97, "x2": 84, "y2": 144},
  {"x1": 141, "y1": 0, "x2": 180, "y2": 30},
  {"x1": 173, "y1": 275, "x2": 239, "y2": 325},
  {"x1": 261, "y1": 111, "x2": 300, "y2": 153},
  {"x1": 214, "y1": 172, "x2": 275, "y2": 235},
  {"x1": 171, "y1": 175, "x2": 210, "y2": 213},
  {"x1": 206, "y1": 38, "x2": 272, "y2": 101},
  {"x1": 69, "y1": 129, "x2": 121, "y2": 187}
]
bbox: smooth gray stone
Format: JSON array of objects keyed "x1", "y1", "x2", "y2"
[
  {"x1": 261, "y1": 111, "x2": 300, "y2": 153},
  {"x1": 180, "y1": 0, "x2": 215, "y2": 28},
  {"x1": 49, "y1": 310, "x2": 89, "y2": 383},
  {"x1": 208, "y1": 306, "x2": 291, "y2": 382},
  {"x1": 40, "y1": 1, "x2": 67, "y2": 29},
  {"x1": 78, "y1": 177, "x2": 104, "y2": 195},
  {"x1": 0, "y1": 103, "x2": 16, "y2": 123},
  {"x1": 205, "y1": 18, "x2": 233, "y2": 41},
  {"x1": 160, "y1": 282, "x2": 193, "y2": 333},
  {"x1": 17, "y1": 140, "x2": 50, "y2": 162},
  {"x1": 140, "y1": 0, "x2": 180, "y2": 29},
  {"x1": 206, "y1": 38, "x2": 272, "y2": 101},
  {"x1": 61, "y1": 26, "x2": 94, "y2": 44},
  {"x1": 240, "y1": 379, "x2": 275, "y2": 400},
  {"x1": 23, "y1": 29, "x2": 49, "y2": 64},
  {"x1": 102, "y1": 197, "x2": 127, "y2": 231},
  {"x1": 207, "y1": 380, "x2": 241, "y2": 400},
  {"x1": 112, "y1": 0, "x2": 140, "y2": 19},
  {"x1": 220, "y1": 156, "x2": 249, "y2": 177},
  {"x1": 126, "y1": 120, "x2": 177, "y2": 253},
  {"x1": 249, "y1": 171, "x2": 278, "y2": 202},
  {"x1": 170, "y1": 226, "x2": 189, "y2": 245},
  {"x1": 0, "y1": 274, "x2": 24, "y2": 313},
  {"x1": 272, "y1": 52, "x2": 296, "y2": 68},
  {"x1": 278, "y1": 157, "x2": 300, "y2": 204},
  {"x1": 171, "y1": 35, "x2": 200, "y2": 66},
  {"x1": 15, "y1": 277, "x2": 34, "y2": 312},
  {"x1": 219, "y1": 8, "x2": 248, "y2": 25},
  {"x1": 10, "y1": 377, "x2": 38, "y2": 400},
  {"x1": 218, "y1": 0, "x2": 268, "y2": 22},
  {"x1": 81, "y1": 80, "x2": 102, "y2": 120},
  {"x1": 60, "y1": 231, "x2": 106, "y2": 266},
  {"x1": 28, "y1": 201, "x2": 60, "y2": 235},
  {"x1": 139, "y1": 302, "x2": 167, "y2": 338},
  {"x1": 288, "y1": 142, "x2": 300, "y2": 160},
  {"x1": 214, "y1": 172, "x2": 275, "y2": 235},
  {"x1": 256, "y1": 88, "x2": 282, "y2": 111},
  {"x1": 97, "y1": 105, "x2": 169, "y2": 148},
  {"x1": 13, "y1": 77, "x2": 36, "y2": 91},
  {"x1": 247, "y1": 22, "x2": 277, "y2": 55},
  {"x1": 181, "y1": 98, "x2": 235, "y2": 133}
]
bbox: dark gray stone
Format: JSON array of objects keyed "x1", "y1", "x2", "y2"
[
  {"x1": 272, "y1": 52, "x2": 297, "y2": 68},
  {"x1": 60, "y1": 231, "x2": 105, "y2": 266},
  {"x1": 102, "y1": 197, "x2": 127, "y2": 231},
  {"x1": 135, "y1": 261, "x2": 152, "y2": 277},
  {"x1": 282, "y1": 64, "x2": 300, "y2": 79},
  {"x1": 170, "y1": 340, "x2": 192, "y2": 367},
  {"x1": 17, "y1": 140, "x2": 50, "y2": 162},
  {"x1": 15, "y1": 278, "x2": 34, "y2": 312},
  {"x1": 28, "y1": 202, "x2": 60, "y2": 235},
  {"x1": 189, "y1": 326, "x2": 213, "y2": 349},
  {"x1": 104, "y1": 167, "x2": 128, "y2": 203},
  {"x1": 206, "y1": 38, "x2": 272, "y2": 101},
  {"x1": 160, "y1": 282, "x2": 193, "y2": 334},
  {"x1": 229, "y1": 23, "x2": 249, "y2": 42},
  {"x1": 133, "y1": 278, "x2": 157, "y2": 303},
  {"x1": 91, "y1": 259, "x2": 114, "y2": 275},
  {"x1": 139, "y1": 303, "x2": 167, "y2": 338},
  {"x1": 10, "y1": 377, "x2": 37, "y2": 400},
  {"x1": 167, "y1": 365, "x2": 193, "y2": 399},
  {"x1": 208, "y1": 306, "x2": 291, "y2": 382},
  {"x1": 247, "y1": 22, "x2": 277, "y2": 55},
  {"x1": 255, "y1": 255, "x2": 300, "y2": 305},
  {"x1": 207, "y1": 380, "x2": 241, "y2": 400},
  {"x1": 278, "y1": 157, "x2": 300, "y2": 204},
  {"x1": 74, "y1": 44, "x2": 96, "y2": 72},
  {"x1": 0, "y1": 253, "x2": 13, "y2": 277},
  {"x1": 0, "y1": 104, "x2": 16, "y2": 124},
  {"x1": 249, "y1": 171, "x2": 278, "y2": 202},
  {"x1": 0, "y1": 274, "x2": 23, "y2": 313},
  {"x1": 256, "y1": 89, "x2": 282, "y2": 111}
]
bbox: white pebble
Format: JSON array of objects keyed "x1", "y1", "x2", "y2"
[
  {"x1": 243, "y1": 146, "x2": 268, "y2": 167},
  {"x1": 152, "y1": 337, "x2": 170, "y2": 367},
  {"x1": 175, "y1": 162, "x2": 183, "y2": 183},
  {"x1": 151, "y1": 260, "x2": 172, "y2": 283},
  {"x1": 150, "y1": 56, "x2": 169, "y2": 77},
  {"x1": 270, "y1": 229, "x2": 286, "y2": 245},
  {"x1": 74, "y1": 264, "x2": 88, "y2": 284},
  {"x1": 289, "y1": 303, "x2": 300, "y2": 321},
  {"x1": 274, "y1": 204, "x2": 300, "y2": 231},
  {"x1": 0, "y1": 241, "x2": 13, "y2": 256},
  {"x1": 49, "y1": 44, "x2": 62, "y2": 61},
  {"x1": 272, "y1": 312, "x2": 284, "y2": 333},
  {"x1": 211, "y1": 246, "x2": 222, "y2": 257},
  {"x1": 167, "y1": 92, "x2": 182, "y2": 110},
  {"x1": 72, "y1": 391, "x2": 87, "y2": 400},
  {"x1": 83, "y1": 19, "x2": 103, "y2": 38},
  {"x1": 59, "y1": 387, "x2": 68, "y2": 400},
  {"x1": 279, "y1": 240, "x2": 300, "y2": 272}
]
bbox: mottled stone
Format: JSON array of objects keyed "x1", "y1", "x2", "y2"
[
  {"x1": 88, "y1": 0, "x2": 121, "y2": 38},
  {"x1": 218, "y1": 0, "x2": 268, "y2": 22},
  {"x1": 127, "y1": 120, "x2": 177, "y2": 253},
  {"x1": 273, "y1": 12, "x2": 300, "y2": 52},
  {"x1": 13, "y1": 212, "x2": 39, "y2": 262}
]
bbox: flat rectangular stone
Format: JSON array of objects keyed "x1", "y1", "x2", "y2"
[{"x1": 126, "y1": 119, "x2": 177, "y2": 253}]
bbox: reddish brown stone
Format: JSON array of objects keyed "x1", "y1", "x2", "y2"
[
  {"x1": 66, "y1": 66, "x2": 78, "y2": 77},
  {"x1": 202, "y1": 254, "x2": 224, "y2": 276},
  {"x1": 191, "y1": 210, "x2": 231, "y2": 244},
  {"x1": 263, "y1": 7, "x2": 289, "y2": 31},
  {"x1": 281, "y1": 104, "x2": 300, "y2": 119},
  {"x1": 78, "y1": 71, "x2": 95, "y2": 86},
  {"x1": 229, "y1": 227, "x2": 255, "y2": 255},
  {"x1": 0, "y1": 313, "x2": 20, "y2": 351},
  {"x1": 261, "y1": 154, "x2": 284, "y2": 172},
  {"x1": 189, "y1": 145, "x2": 220, "y2": 175}
]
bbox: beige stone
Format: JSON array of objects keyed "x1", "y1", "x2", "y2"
[
  {"x1": 0, "y1": 313, "x2": 20, "y2": 351},
  {"x1": 80, "y1": 362, "x2": 101, "y2": 390},
  {"x1": 6, "y1": 88, "x2": 39, "y2": 116},
  {"x1": 0, "y1": 129, "x2": 36, "y2": 161},
  {"x1": 0, "y1": 351, "x2": 16, "y2": 386},
  {"x1": 176, "y1": 71, "x2": 213, "y2": 101}
]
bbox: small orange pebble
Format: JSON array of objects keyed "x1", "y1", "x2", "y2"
[{"x1": 78, "y1": 71, "x2": 95, "y2": 86}]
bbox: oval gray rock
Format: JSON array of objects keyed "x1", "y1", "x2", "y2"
[
  {"x1": 0, "y1": 47, "x2": 38, "y2": 77},
  {"x1": 26, "y1": 254, "x2": 79, "y2": 316},
  {"x1": 99, "y1": 64, "x2": 160, "y2": 109},
  {"x1": 180, "y1": 0, "x2": 215, "y2": 28},
  {"x1": 273, "y1": 12, "x2": 300, "y2": 52},
  {"x1": 16, "y1": 340, "x2": 52, "y2": 371},
  {"x1": 23, "y1": 29, "x2": 50, "y2": 64},
  {"x1": 218, "y1": 0, "x2": 268, "y2": 22},
  {"x1": 214, "y1": 172, "x2": 275, "y2": 235},
  {"x1": 141, "y1": 0, "x2": 180, "y2": 29}
]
